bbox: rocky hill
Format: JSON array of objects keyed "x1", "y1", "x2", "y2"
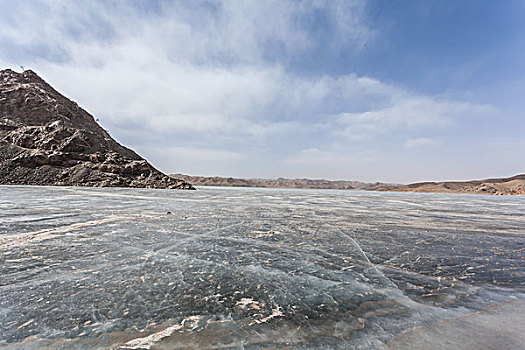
[
  {"x1": 371, "y1": 174, "x2": 525, "y2": 195},
  {"x1": 171, "y1": 174, "x2": 381, "y2": 190},
  {"x1": 0, "y1": 69, "x2": 194, "y2": 189}
]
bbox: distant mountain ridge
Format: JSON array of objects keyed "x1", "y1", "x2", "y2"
[
  {"x1": 171, "y1": 173, "x2": 525, "y2": 195},
  {"x1": 0, "y1": 68, "x2": 194, "y2": 189},
  {"x1": 171, "y1": 174, "x2": 389, "y2": 190}
]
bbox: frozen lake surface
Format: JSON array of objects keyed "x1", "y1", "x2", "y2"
[{"x1": 1, "y1": 185, "x2": 524, "y2": 349}]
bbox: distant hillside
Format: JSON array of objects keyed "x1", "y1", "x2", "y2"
[
  {"x1": 371, "y1": 174, "x2": 525, "y2": 195},
  {"x1": 0, "y1": 69, "x2": 194, "y2": 189},
  {"x1": 171, "y1": 174, "x2": 385, "y2": 190},
  {"x1": 172, "y1": 173, "x2": 525, "y2": 195}
]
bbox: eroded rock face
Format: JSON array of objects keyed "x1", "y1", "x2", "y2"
[{"x1": 0, "y1": 69, "x2": 194, "y2": 189}]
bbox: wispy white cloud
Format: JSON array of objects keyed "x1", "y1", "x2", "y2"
[
  {"x1": 335, "y1": 94, "x2": 495, "y2": 140},
  {"x1": 404, "y1": 137, "x2": 439, "y2": 149},
  {"x1": 286, "y1": 147, "x2": 376, "y2": 166}
]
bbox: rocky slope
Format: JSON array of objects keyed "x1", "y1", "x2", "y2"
[
  {"x1": 0, "y1": 69, "x2": 194, "y2": 189},
  {"x1": 371, "y1": 174, "x2": 525, "y2": 195},
  {"x1": 171, "y1": 174, "x2": 382, "y2": 190}
]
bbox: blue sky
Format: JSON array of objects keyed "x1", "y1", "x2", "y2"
[{"x1": 0, "y1": 0, "x2": 523, "y2": 182}]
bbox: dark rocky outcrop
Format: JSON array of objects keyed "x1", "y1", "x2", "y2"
[{"x1": 0, "y1": 68, "x2": 194, "y2": 189}]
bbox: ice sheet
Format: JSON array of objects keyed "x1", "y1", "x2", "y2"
[{"x1": 1, "y1": 185, "x2": 524, "y2": 349}]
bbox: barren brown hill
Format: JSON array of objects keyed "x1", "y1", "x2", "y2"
[
  {"x1": 0, "y1": 69, "x2": 193, "y2": 189},
  {"x1": 370, "y1": 174, "x2": 525, "y2": 195}
]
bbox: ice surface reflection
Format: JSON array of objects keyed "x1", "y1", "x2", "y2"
[{"x1": 1, "y1": 186, "x2": 524, "y2": 349}]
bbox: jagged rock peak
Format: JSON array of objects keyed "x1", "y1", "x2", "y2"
[
  {"x1": 0, "y1": 68, "x2": 194, "y2": 190},
  {"x1": 1, "y1": 69, "x2": 52, "y2": 94}
]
